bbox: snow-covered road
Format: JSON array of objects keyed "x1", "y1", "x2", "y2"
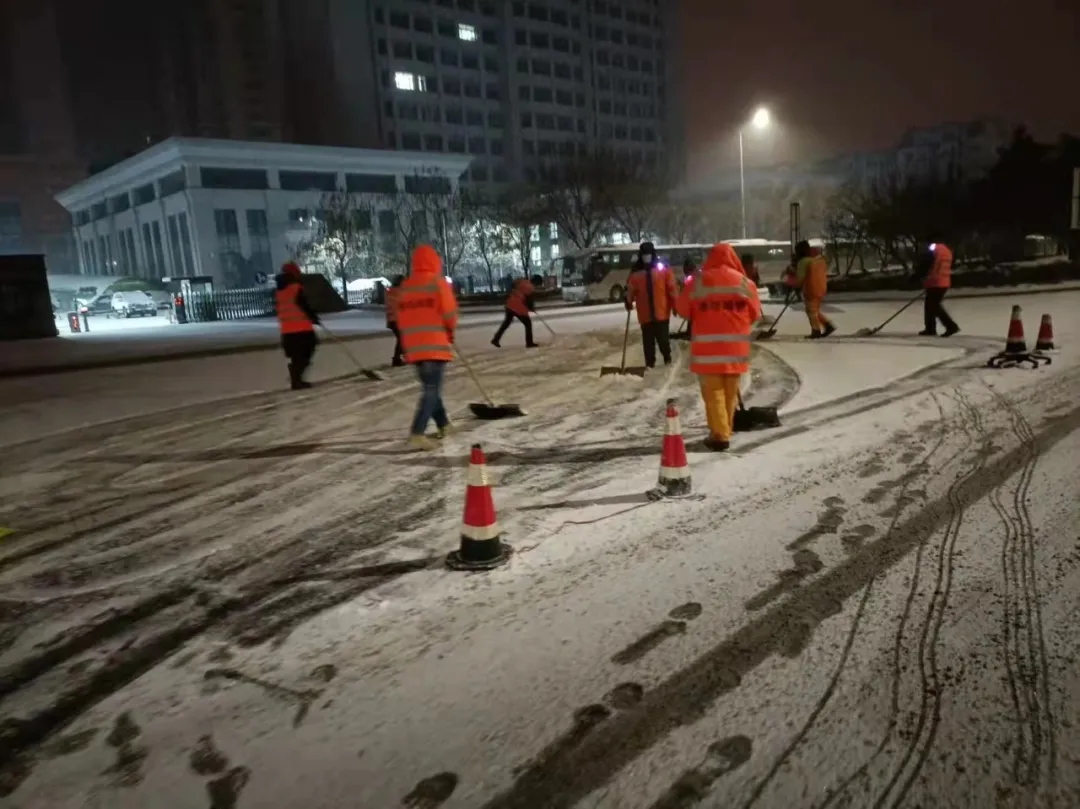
[{"x1": 1, "y1": 291, "x2": 1078, "y2": 808}]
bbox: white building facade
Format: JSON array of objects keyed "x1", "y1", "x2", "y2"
[{"x1": 54, "y1": 137, "x2": 472, "y2": 288}]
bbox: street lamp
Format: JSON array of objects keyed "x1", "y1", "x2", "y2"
[{"x1": 739, "y1": 106, "x2": 772, "y2": 239}]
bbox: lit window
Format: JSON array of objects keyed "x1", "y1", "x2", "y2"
[
  {"x1": 530, "y1": 245, "x2": 542, "y2": 264},
  {"x1": 394, "y1": 71, "x2": 427, "y2": 91},
  {"x1": 458, "y1": 23, "x2": 477, "y2": 41}
]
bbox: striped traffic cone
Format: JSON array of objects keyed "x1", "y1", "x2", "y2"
[
  {"x1": 1035, "y1": 314, "x2": 1055, "y2": 351},
  {"x1": 446, "y1": 444, "x2": 511, "y2": 570},
  {"x1": 648, "y1": 399, "x2": 692, "y2": 500},
  {"x1": 1002, "y1": 305, "x2": 1027, "y2": 354}
]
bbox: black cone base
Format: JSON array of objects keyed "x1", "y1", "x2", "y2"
[{"x1": 446, "y1": 540, "x2": 512, "y2": 571}]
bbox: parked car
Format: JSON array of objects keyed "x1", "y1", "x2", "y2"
[
  {"x1": 82, "y1": 294, "x2": 115, "y2": 316},
  {"x1": 144, "y1": 289, "x2": 172, "y2": 310},
  {"x1": 110, "y1": 291, "x2": 158, "y2": 318}
]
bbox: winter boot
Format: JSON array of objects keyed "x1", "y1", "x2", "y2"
[
  {"x1": 918, "y1": 329, "x2": 936, "y2": 336},
  {"x1": 288, "y1": 363, "x2": 311, "y2": 390},
  {"x1": 806, "y1": 330, "x2": 822, "y2": 340},
  {"x1": 436, "y1": 422, "x2": 456, "y2": 439},
  {"x1": 822, "y1": 322, "x2": 836, "y2": 337},
  {"x1": 703, "y1": 437, "x2": 730, "y2": 452},
  {"x1": 491, "y1": 339, "x2": 501, "y2": 348},
  {"x1": 406, "y1": 434, "x2": 438, "y2": 452},
  {"x1": 526, "y1": 342, "x2": 539, "y2": 348},
  {"x1": 392, "y1": 357, "x2": 405, "y2": 367},
  {"x1": 942, "y1": 325, "x2": 960, "y2": 337}
]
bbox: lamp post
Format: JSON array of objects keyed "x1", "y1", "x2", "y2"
[{"x1": 739, "y1": 106, "x2": 771, "y2": 240}]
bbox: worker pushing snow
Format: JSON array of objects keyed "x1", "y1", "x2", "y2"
[
  {"x1": 397, "y1": 245, "x2": 460, "y2": 451},
  {"x1": 491, "y1": 276, "x2": 538, "y2": 348},
  {"x1": 794, "y1": 240, "x2": 836, "y2": 339},
  {"x1": 674, "y1": 243, "x2": 762, "y2": 452},
  {"x1": 274, "y1": 261, "x2": 321, "y2": 390}
]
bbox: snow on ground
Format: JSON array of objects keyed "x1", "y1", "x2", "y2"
[{"x1": 1, "y1": 291, "x2": 1079, "y2": 807}]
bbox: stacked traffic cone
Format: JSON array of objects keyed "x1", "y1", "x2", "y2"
[
  {"x1": 648, "y1": 399, "x2": 692, "y2": 500},
  {"x1": 1035, "y1": 314, "x2": 1055, "y2": 351},
  {"x1": 446, "y1": 444, "x2": 511, "y2": 570},
  {"x1": 1002, "y1": 305, "x2": 1027, "y2": 354}
]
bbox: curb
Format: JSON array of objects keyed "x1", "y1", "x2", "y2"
[{"x1": 769, "y1": 281, "x2": 1080, "y2": 306}]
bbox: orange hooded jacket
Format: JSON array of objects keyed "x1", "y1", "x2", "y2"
[
  {"x1": 396, "y1": 245, "x2": 459, "y2": 363},
  {"x1": 675, "y1": 243, "x2": 761, "y2": 376}
]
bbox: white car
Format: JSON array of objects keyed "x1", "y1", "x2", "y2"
[{"x1": 110, "y1": 291, "x2": 158, "y2": 318}]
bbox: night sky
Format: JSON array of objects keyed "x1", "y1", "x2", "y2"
[{"x1": 678, "y1": 0, "x2": 1080, "y2": 174}]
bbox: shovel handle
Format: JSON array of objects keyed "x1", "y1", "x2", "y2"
[
  {"x1": 535, "y1": 312, "x2": 557, "y2": 337},
  {"x1": 619, "y1": 308, "x2": 632, "y2": 370},
  {"x1": 454, "y1": 345, "x2": 496, "y2": 406},
  {"x1": 873, "y1": 290, "x2": 925, "y2": 333}
]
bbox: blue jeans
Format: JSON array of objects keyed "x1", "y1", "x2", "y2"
[{"x1": 411, "y1": 360, "x2": 449, "y2": 436}]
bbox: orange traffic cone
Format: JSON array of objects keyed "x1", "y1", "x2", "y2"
[
  {"x1": 446, "y1": 444, "x2": 511, "y2": 570},
  {"x1": 1035, "y1": 314, "x2": 1055, "y2": 351},
  {"x1": 1002, "y1": 305, "x2": 1027, "y2": 354},
  {"x1": 648, "y1": 399, "x2": 692, "y2": 500}
]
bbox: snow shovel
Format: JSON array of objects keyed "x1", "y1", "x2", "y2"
[
  {"x1": 732, "y1": 390, "x2": 781, "y2": 432},
  {"x1": 455, "y1": 346, "x2": 527, "y2": 420},
  {"x1": 599, "y1": 310, "x2": 648, "y2": 378},
  {"x1": 671, "y1": 318, "x2": 690, "y2": 342},
  {"x1": 854, "y1": 291, "x2": 925, "y2": 337},
  {"x1": 320, "y1": 324, "x2": 385, "y2": 381},
  {"x1": 754, "y1": 299, "x2": 793, "y2": 340}
]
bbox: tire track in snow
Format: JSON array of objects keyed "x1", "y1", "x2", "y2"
[
  {"x1": 987, "y1": 385, "x2": 1057, "y2": 799},
  {"x1": 739, "y1": 394, "x2": 951, "y2": 809},
  {"x1": 814, "y1": 392, "x2": 980, "y2": 809},
  {"x1": 869, "y1": 390, "x2": 991, "y2": 809}
]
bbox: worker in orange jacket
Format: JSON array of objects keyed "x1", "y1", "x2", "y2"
[
  {"x1": 626, "y1": 241, "x2": 678, "y2": 367},
  {"x1": 919, "y1": 236, "x2": 960, "y2": 336},
  {"x1": 385, "y1": 275, "x2": 405, "y2": 366},
  {"x1": 794, "y1": 241, "x2": 836, "y2": 339},
  {"x1": 740, "y1": 253, "x2": 762, "y2": 286},
  {"x1": 274, "y1": 261, "x2": 321, "y2": 390},
  {"x1": 674, "y1": 243, "x2": 761, "y2": 451},
  {"x1": 491, "y1": 276, "x2": 537, "y2": 348},
  {"x1": 397, "y1": 245, "x2": 460, "y2": 450}
]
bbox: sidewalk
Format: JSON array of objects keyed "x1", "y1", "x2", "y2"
[{"x1": 0, "y1": 304, "x2": 618, "y2": 379}]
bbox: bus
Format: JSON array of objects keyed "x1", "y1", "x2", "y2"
[{"x1": 553, "y1": 239, "x2": 813, "y2": 304}]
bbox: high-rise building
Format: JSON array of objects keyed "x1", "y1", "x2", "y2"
[
  {"x1": 0, "y1": 0, "x2": 85, "y2": 269},
  {"x1": 294, "y1": 0, "x2": 684, "y2": 187}
]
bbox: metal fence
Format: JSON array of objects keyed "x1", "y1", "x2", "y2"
[
  {"x1": 184, "y1": 287, "x2": 275, "y2": 322},
  {"x1": 346, "y1": 289, "x2": 377, "y2": 306}
]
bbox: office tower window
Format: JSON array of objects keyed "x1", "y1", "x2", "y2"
[{"x1": 458, "y1": 23, "x2": 477, "y2": 41}]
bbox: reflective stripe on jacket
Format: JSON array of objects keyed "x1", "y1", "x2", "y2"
[
  {"x1": 627, "y1": 264, "x2": 677, "y2": 324},
  {"x1": 797, "y1": 255, "x2": 828, "y2": 299},
  {"x1": 275, "y1": 284, "x2": 314, "y2": 335},
  {"x1": 924, "y1": 244, "x2": 952, "y2": 289},
  {"x1": 675, "y1": 243, "x2": 760, "y2": 376},
  {"x1": 397, "y1": 245, "x2": 458, "y2": 363},
  {"x1": 506, "y1": 278, "x2": 535, "y2": 317},
  {"x1": 385, "y1": 286, "x2": 401, "y2": 325}
]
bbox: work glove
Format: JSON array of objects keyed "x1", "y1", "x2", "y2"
[
  {"x1": 624, "y1": 299, "x2": 633, "y2": 312},
  {"x1": 446, "y1": 329, "x2": 455, "y2": 343}
]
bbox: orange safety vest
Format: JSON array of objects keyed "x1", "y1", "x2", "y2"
[
  {"x1": 924, "y1": 243, "x2": 952, "y2": 289},
  {"x1": 627, "y1": 264, "x2": 677, "y2": 324},
  {"x1": 397, "y1": 245, "x2": 459, "y2": 363},
  {"x1": 506, "y1": 278, "x2": 535, "y2": 317},
  {"x1": 676, "y1": 244, "x2": 761, "y2": 376},
  {"x1": 275, "y1": 284, "x2": 314, "y2": 335},
  {"x1": 797, "y1": 255, "x2": 828, "y2": 299},
  {"x1": 385, "y1": 285, "x2": 401, "y2": 325}
]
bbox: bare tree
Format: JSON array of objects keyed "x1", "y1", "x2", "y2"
[
  {"x1": 299, "y1": 190, "x2": 377, "y2": 298},
  {"x1": 493, "y1": 186, "x2": 545, "y2": 280},
  {"x1": 605, "y1": 157, "x2": 667, "y2": 242},
  {"x1": 533, "y1": 146, "x2": 619, "y2": 249},
  {"x1": 461, "y1": 191, "x2": 513, "y2": 291},
  {"x1": 379, "y1": 168, "x2": 465, "y2": 276}
]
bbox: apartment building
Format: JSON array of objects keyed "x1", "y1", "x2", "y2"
[{"x1": 299, "y1": 0, "x2": 681, "y2": 187}]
